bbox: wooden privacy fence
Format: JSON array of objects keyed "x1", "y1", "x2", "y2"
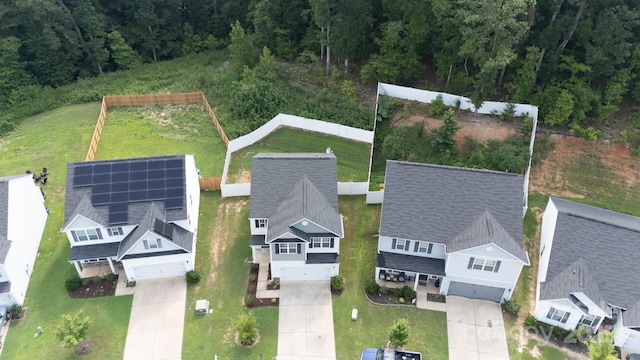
[
  {"x1": 85, "y1": 92, "x2": 229, "y2": 161},
  {"x1": 199, "y1": 177, "x2": 221, "y2": 190}
]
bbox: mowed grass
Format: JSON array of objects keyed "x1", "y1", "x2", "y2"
[
  {"x1": 226, "y1": 126, "x2": 371, "y2": 183},
  {"x1": 95, "y1": 105, "x2": 227, "y2": 177},
  {"x1": 334, "y1": 197, "x2": 448, "y2": 360},
  {"x1": 0, "y1": 103, "x2": 133, "y2": 360},
  {"x1": 182, "y1": 195, "x2": 278, "y2": 359}
]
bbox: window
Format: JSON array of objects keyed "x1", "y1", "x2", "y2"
[
  {"x1": 416, "y1": 242, "x2": 433, "y2": 254},
  {"x1": 392, "y1": 238, "x2": 406, "y2": 250},
  {"x1": 468, "y1": 257, "x2": 501, "y2": 272},
  {"x1": 254, "y1": 219, "x2": 267, "y2": 228},
  {"x1": 580, "y1": 314, "x2": 595, "y2": 326},
  {"x1": 107, "y1": 227, "x2": 123, "y2": 236},
  {"x1": 311, "y1": 237, "x2": 332, "y2": 248},
  {"x1": 278, "y1": 243, "x2": 299, "y2": 254},
  {"x1": 72, "y1": 228, "x2": 103, "y2": 242},
  {"x1": 143, "y1": 239, "x2": 163, "y2": 250},
  {"x1": 546, "y1": 307, "x2": 570, "y2": 323}
]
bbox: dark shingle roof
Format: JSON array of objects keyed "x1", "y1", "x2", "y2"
[
  {"x1": 250, "y1": 235, "x2": 266, "y2": 246},
  {"x1": 448, "y1": 211, "x2": 529, "y2": 264},
  {"x1": 377, "y1": 251, "x2": 446, "y2": 276},
  {"x1": 69, "y1": 242, "x2": 120, "y2": 261},
  {"x1": 306, "y1": 253, "x2": 339, "y2": 264},
  {"x1": 249, "y1": 153, "x2": 338, "y2": 218},
  {"x1": 250, "y1": 153, "x2": 342, "y2": 241},
  {"x1": 542, "y1": 197, "x2": 640, "y2": 325},
  {"x1": 63, "y1": 155, "x2": 188, "y2": 228},
  {"x1": 380, "y1": 161, "x2": 525, "y2": 259}
]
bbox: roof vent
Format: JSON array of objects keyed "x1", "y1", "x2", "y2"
[{"x1": 326, "y1": 147, "x2": 332, "y2": 154}]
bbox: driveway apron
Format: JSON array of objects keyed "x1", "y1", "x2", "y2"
[
  {"x1": 277, "y1": 281, "x2": 336, "y2": 360},
  {"x1": 123, "y1": 276, "x2": 187, "y2": 360},
  {"x1": 446, "y1": 296, "x2": 510, "y2": 360}
]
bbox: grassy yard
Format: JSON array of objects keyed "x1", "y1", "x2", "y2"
[
  {"x1": 95, "y1": 105, "x2": 227, "y2": 177},
  {"x1": 182, "y1": 195, "x2": 278, "y2": 359},
  {"x1": 0, "y1": 103, "x2": 133, "y2": 359},
  {"x1": 334, "y1": 197, "x2": 449, "y2": 360},
  {"x1": 226, "y1": 126, "x2": 371, "y2": 183}
]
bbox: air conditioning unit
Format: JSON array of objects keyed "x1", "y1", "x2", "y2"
[{"x1": 195, "y1": 299, "x2": 209, "y2": 315}]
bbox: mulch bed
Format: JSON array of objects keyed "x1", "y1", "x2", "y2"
[
  {"x1": 68, "y1": 276, "x2": 118, "y2": 299},
  {"x1": 245, "y1": 265, "x2": 279, "y2": 308},
  {"x1": 365, "y1": 288, "x2": 415, "y2": 306}
]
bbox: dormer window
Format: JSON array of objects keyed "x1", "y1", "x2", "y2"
[
  {"x1": 107, "y1": 227, "x2": 123, "y2": 236},
  {"x1": 255, "y1": 219, "x2": 267, "y2": 228},
  {"x1": 143, "y1": 238, "x2": 163, "y2": 250},
  {"x1": 72, "y1": 228, "x2": 103, "y2": 242}
]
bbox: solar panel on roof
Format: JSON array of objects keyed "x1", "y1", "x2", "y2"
[
  {"x1": 112, "y1": 162, "x2": 129, "y2": 172},
  {"x1": 74, "y1": 175, "x2": 93, "y2": 187},
  {"x1": 92, "y1": 193, "x2": 110, "y2": 205},
  {"x1": 92, "y1": 183, "x2": 111, "y2": 194},
  {"x1": 149, "y1": 179, "x2": 164, "y2": 190},
  {"x1": 166, "y1": 187, "x2": 183, "y2": 197},
  {"x1": 112, "y1": 172, "x2": 129, "y2": 182},
  {"x1": 111, "y1": 182, "x2": 129, "y2": 192},
  {"x1": 130, "y1": 161, "x2": 147, "y2": 171},
  {"x1": 148, "y1": 160, "x2": 165, "y2": 170},
  {"x1": 93, "y1": 173, "x2": 110, "y2": 184},
  {"x1": 165, "y1": 168, "x2": 182, "y2": 179},
  {"x1": 109, "y1": 212, "x2": 127, "y2": 225},
  {"x1": 129, "y1": 180, "x2": 146, "y2": 191},
  {"x1": 148, "y1": 169, "x2": 165, "y2": 179},
  {"x1": 75, "y1": 165, "x2": 93, "y2": 175},
  {"x1": 166, "y1": 178, "x2": 183, "y2": 188},
  {"x1": 153, "y1": 218, "x2": 174, "y2": 239},
  {"x1": 111, "y1": 192, "x2": 128, "y2": 203},
  {"x1": 94, "y1": 164, "x2": 111, "y2": 174},
  {"x1": 166, "y1": 159, "x2": 183, "y2": 169},
  {"x1": 130, "y1": 171, "x2": 147, "y2": 181},
  {"x1": 110, "y1": 202, "x2": 128, "y2": 212},
  {"x1": 148, "y1": 189, "x2": 165, "y2": 200},
  {"x1": 165, "y1": 197, "x2": 183, "y2": 209},
  {"x1": 129, "y1": 190, "x2": 147, "y2": 201}
]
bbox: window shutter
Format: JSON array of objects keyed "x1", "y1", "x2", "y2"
[
  {"x1": 494, "y1": 261, "x2": 501, "y2": 273},
  {"x1": 96, "y1": 228, "x2": 103, "y2": 239},
  {"x1": 254, "y1": 219, "x2": 259, "y2": 228},
  {"x1": 414, "y1": 242, "x2": 419, "y2": 252},
  {"x1": 330, "y1": 238, "x2": 334, "y2": 248},
  {"x1": 275, "y1": 244, "x2": 280, "y2": 254},
  {"x1": 467, "y1": 257, "x2": 475, "y2": 269},
  {"x1": 391, "y1": 238, "x2": 397, "y2": 249},
  {"x1": 593, "y1": 316, "x2": 601, "y2": 327},
  {"x1": 107, "y1": 228, "x2": 113, "y2": 236},
  {"x1": 547, "y1": 307, "x2": 555, "y2": 319},
  {"x1": 427, "y1": 243, "x2": 433, "y2": 254},
  {"x1": 157, "y1": 239, "x2": 163, "y2": 248},
  {"x1": 309, "y1": 242, "x2": 312, "y2": 249},
  {"x1": 297, "y1": 244, "x2": 302, "y2": 254},
  {"x1": 71, "y1": 231, "x2": 78, "y2": 242},
  {"x1": 561, "y1": 312, "x2": 570, "y2": 323},
  {"x1": 405, "y1": 241, "x2": 410, "y2": 251},
  {"x1": 143, "y1": 240, "x2": 149, "y2": 250}
]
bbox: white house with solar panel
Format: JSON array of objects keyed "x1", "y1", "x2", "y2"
[
  {"x1": 61, "y1": 155, "x2": 200, "y2": 282},
  {"x1": 0, "y1": 174, "x2": 48, "y2": 309}
]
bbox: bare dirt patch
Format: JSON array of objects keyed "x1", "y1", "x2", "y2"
[
  {"x1": 207, "y1": 199, "x2": 248, "y2": 287},
  {"x1": 236, "y1": 169, "x2": 251, "y2": 183}
]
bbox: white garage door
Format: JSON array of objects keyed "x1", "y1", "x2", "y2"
[
  {"x1": 280, "y1": 266, "x2": 331, "y2": 281},
  {"x1": 132, "y1": 262, "x2": 186, "y2": 281}
]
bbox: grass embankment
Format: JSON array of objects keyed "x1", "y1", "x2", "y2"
[
  {"x1": 227, "y1": 127, "x2": 372, "y2": 183},
  {"x1": 0, "y1": 104, "x2": 133, "y2": 360}
]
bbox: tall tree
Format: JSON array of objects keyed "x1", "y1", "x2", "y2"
[
  {"x1": 331, "y1": 0, "x2": 373, "y2": 74},
  {"x1": 309, "y1": 0, "x2": 336, "y2": 76}
]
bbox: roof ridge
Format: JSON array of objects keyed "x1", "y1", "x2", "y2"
[{"x1": 387, "y1": 160, "x2": 522, "y2": 177}]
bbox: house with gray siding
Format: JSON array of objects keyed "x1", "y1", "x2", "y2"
[
  {"x1": 375, "y1": 161, "x2": 529, "y2": 302},
  {"x1": 249, "y1": 153, "x2": 344, "y2": 281},
  {"x1": 536, "y1": 197, "x2": 640, "y2": 354}
]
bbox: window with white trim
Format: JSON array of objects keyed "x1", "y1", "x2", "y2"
[
  {"x1": 472, "y1": 258, "x2": 497, "y2": 271},
  {"x1": 580, "y1": 314, "x2": 596, "y2": 326},
  {"x1": 546, "y1": 307, "x2": 570, "y2": 323},
  {"x1": 279, "y1": 243, "x2": 298, "y2": 254},
  {"x1": 107, "y1": 227, "x2": 123, "y2": 236},
  {"x1": 255, "y1": 219, "x2": 267, "y2": 228},
  {"x1": 72, "y1": 228, "x2": 102, "y2": 241},
  {"x1": 143, "y1": 238, "x2": 163, "y2": 250},
  {"x1": 311, "y1": 237, "x2": 332, "y2": 248},
  {"x1": 395, "y1": 239, "x2": 406, "y2": 250},
  {"x1": 416, "y1": 241, "x2": 433, "y2": 254}
]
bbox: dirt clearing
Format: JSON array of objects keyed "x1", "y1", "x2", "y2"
[{"x1": 207, "y1": 198, "x2": 248, "y2": 288}]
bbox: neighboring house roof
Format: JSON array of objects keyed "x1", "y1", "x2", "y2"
[
  {"x1": 448, "y1": 211, "x2": 529, "y2": 264},
  {"x1": 0, "y1": 174, "x2": 34, "y2": 263},
  {"x1": 377, "y1": 251, "x2": 446, "y2": 276},
  {"x1": 380, "y1": 161, "x2": 525, "y2": 259},
  {"x1": 542, "y1": 197, "x2": 640, "y2": 326},
  {"x1": 69, "y1": 242, "x2": 120, "y2": 261},
  {"x1": 250, "y1": 153, "x2": 342, "y2": 240},
  {"x1": 63, "y1": 156, "x2": 188, "y2": 228}
]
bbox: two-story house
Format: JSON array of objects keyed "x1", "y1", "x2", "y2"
[
  {"x1": 0, "y1": 174, "x2": 48, "y2": 310},
  {"x1": 249, "y1": 153, "x2": 344, "y2": 281},
  {"x1": 62, "y1": 155, "x2": 200, "y2": 282},
  {"x1": 536, "y1": 197, "x2": 640, "y2": 354},
  {"x1": 375, "y1": 161, "x2": 529, "y2": 302}
]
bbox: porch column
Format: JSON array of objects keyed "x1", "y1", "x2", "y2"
[
  {"x1": 73, "y1": 261, "x2": 82, "y2": 277},
  {"x1": 107, "y1": 257, "x2": 116, "y2": 274},
  {"x1": 413, "y1": 275, "x2": 419, "y2": 291},
  {"x1": 375, "y1": 268, "x2": 381, "y2": 284}
]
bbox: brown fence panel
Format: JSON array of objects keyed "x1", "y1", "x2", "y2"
[
  {"x1": 85, "y1": 98, "x2": 108, "y2": 161},
  {"x1": 201, "y1": 93, "x2": 229, "y2": 147},
  {"x1": 199, "y1": 177, "x2": 221, "y2": 190}
]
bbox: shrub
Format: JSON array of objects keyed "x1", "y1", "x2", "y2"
[
  {"x1": 185, "y1": 270, "x2": 201, "y2": 284},
  {"x1": 55, "y1": 310, "x2": 91, "y2": 348},
  {"x1": 365, "y1": 280, "x2": 380, "y2": 295},
  {"x1": 521, "y1": 114, "x2": 534, "y2": 135},
  {"x1": 92, "y1": 276, "x2": 102, "y2": 284},
  {"x1": 376, "y1": 95, "x2": 399, "y2": 122},
  {"x1": 271, "y1": 278, "x2": 280, "y2": 289},
  {"x1": 234, "y1": 310, "x2": 259, "y2": 345},
  {"x1": 105, "y1": 273, "x2": 116, "y2": 282},
  {"x1": 331, "y1": 275, "x2": 344, "y2": 291},
  {"x1": 399, "y1": 297, "x2": 405, "y2": 304},
  {"x1": 81, "y1": 279, "x2": 90, "y2": 287},
  {"x1": 524, "y1": 315, "x2": 537, "y2": 328},
  {"x1": 401, "y1": 286, "x2": 416, "y2": 300},
  {"x1": 249, "y1": 274, "x2": 257, "y2": 282},
  {"x1": 9, "y1": 304, "x2": 22, "y2": 318},
  {"x1": 65, "y1": 275, "x2": 81, "y2": 291},
  {"x1": 248, "y1": 284, "x2": 255, "y2": 293},
  {"x1": 503, "y1": 299, "x2": 521, "y2": 315},
  {"x1": 498, "y1": 103, "x2": 517, "y2": 122},
  {"x1": 428, "y1": 94, "x2": 446, "y2": 117},
  {"x1": 244, "y1": 294, "x2": 254, "y2": 307},
  {"x1": 552, "y1": 326, "x2": 569, "y2": 340},
  {"x1": 393, "y1": 287, "x2": 404, "y2": 298},
  {"x1": 250, "y1": 263, "x2": 259, "y2": 272},
  {"x1": 389, "y1": 318, "x2": 410, "y2": 348}
]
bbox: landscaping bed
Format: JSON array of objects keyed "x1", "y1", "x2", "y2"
[
  {"x1": 365, "y1": 285, "x2": 417, "y2": 306},
  {"x1": 245, "y1": 265, "x2": 279, "y2": 308},
  {"x1": 67, "y1": 275, "x2": 118, "y2": 299}
]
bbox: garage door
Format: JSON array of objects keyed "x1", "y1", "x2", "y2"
[
  {"x1": 280, "y1": 266, "x2": 331, "y2": 281},
  {"x1": 447, "y1": 281, "x2": 504, "y2": 302},
  {"x1": 131, "y1": 262, "x2": 186, "y2": 281}
]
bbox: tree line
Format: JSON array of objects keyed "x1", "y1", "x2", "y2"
[{"x1": 1, "y1": 0, "x2": 639, "y2": 131}]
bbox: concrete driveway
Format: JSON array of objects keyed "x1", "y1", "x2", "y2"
[
  {"x1": 277, "y1": 281, "x2": 336, "y2": 360},
  {"x1": 123, "y1": 276, "x2": 187, "y2": 360},
  {"x1": 446, "y1": 296, "x2": 509, "y2": 360}
]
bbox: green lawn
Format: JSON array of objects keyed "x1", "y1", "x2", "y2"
[
  {"x1": 334, "y1": 197, "x2": 449, "y2": 360},
  {"x1": 95, "y1": 105, "x2": 227, "y2": 177},
  {"x1": 0, "y1": 103, "x2": 133, "y2": 360},
  {"x1": 226, "y1": 126, "x2": 372, "y2": 183}
]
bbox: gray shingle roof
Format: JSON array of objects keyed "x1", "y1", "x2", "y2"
[
  {"x1": 448, "y1": 211, "x2": 529, "y2": 264},
  {"x1": 306, "y1": 253, "x2": 339, "y2": 264},
  {"x1": 377, "y1": 251, "x2": 446, "y2": 276},
  {"x1": 543, "y1": 197, "x2": 640, "y2": 326},
  {"x1": 63, "y1": 155, "x2": 188, "y2": 228},
  {"x1": 69, "y1": 242, "x2": 120, "y2": 261},
  {"x1": 249, "y1": 153, "x2": 338, "y2": 218},
  {"x1": 380, "y1": 161, "x2": 525, "y2": 260},
  {"x1": 250, "y1": 153, "x2": 342, "y2": 241}
]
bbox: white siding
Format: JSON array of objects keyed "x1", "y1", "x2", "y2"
[
  {"x1": 534, "y1": 298, "x2": 583, "y2": 331},
  {"x1": 184, "y1": 154, "x2": 200, "y2": 235},
  {"x1": 538, "y1": 199, "x2": 559, "y2": 282},
  {"x1": 4, "y1": 175, "x2": 48, "y2": 306},
  {"x1": 377, "y1": 235, "x2": 446, "y2": 259},
  {"x1": 124, "y1": 231, "x2": 185, "y2": 255},
  {"x1": 249, "y1": 218, "x2": 267, "y2": 235},
  {"x1": 457, "y1": 244, "x2": 522, "y2": 262},
  {"x1": 307, "y1": 237, "x2": 339, "y2": 254},
  {"x1": 64, "y1": 220, "x2": 134, "y2": 246}
]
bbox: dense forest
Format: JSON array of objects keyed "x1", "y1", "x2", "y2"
[{"x1": 1, "y1": 0, "x2": 639, "y2": 137}]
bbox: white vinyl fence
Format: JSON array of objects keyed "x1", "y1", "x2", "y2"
[
  {"x1": 221, "y1": 114, "x2": 374, "y2": 197},
  {"x1": 366, "y1": 83, "x2": 539, "y2": 215}
]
